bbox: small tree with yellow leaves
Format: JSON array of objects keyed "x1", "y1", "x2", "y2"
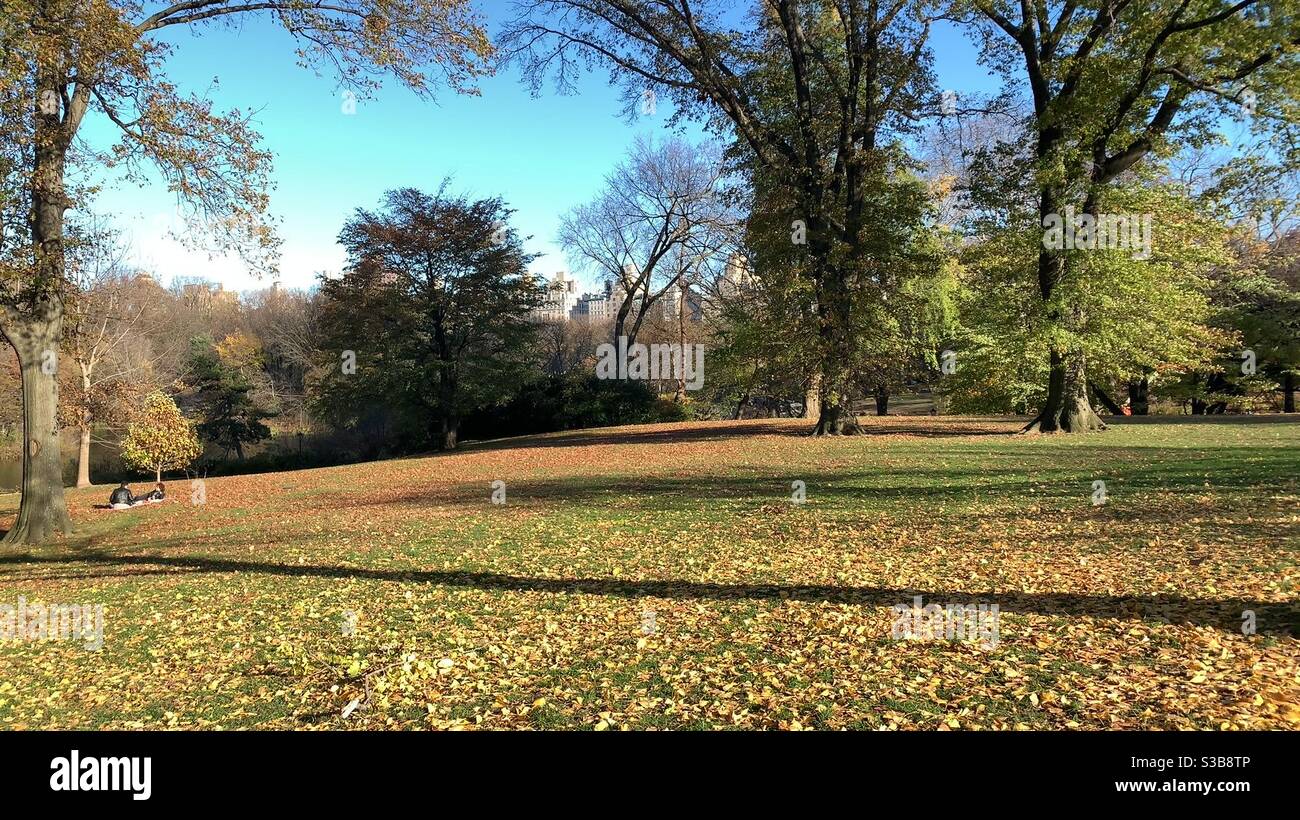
[{"x1": 120, "y1": 391, "x2": 202, "y2": 483}]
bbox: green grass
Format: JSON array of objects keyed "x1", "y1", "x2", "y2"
[{"x1": 0, "y1": 415, "x2": 1296, "y2": 729}]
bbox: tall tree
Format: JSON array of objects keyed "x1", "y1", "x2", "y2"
[
  {"x1": 944, "y1": 179, "x2": 1239, "y2": 414},
  {"x1": 184, "y1": 334, "x2": 276, "y2": 460},
  {"x1": 1215, "y1": 264, "x2": 1300, "y2": 412},
  {"x1": 559, "y1": 136, "x2": 734, "y2": 347},
  {"x1": 63, "y1": 222, "x2": 165, "y2": 487},
  {"x1": 967, "y1": 0, "x2": 1298, "y2": 431},
  {"x1": 0, "y1": 0, "x2": 491, "y2": 543},
  {"x1": 503, "y1": 0, "x2": 939, "y2": 434},
  {"x1": 318, "y1": 186, "x2": 543, "y2": 451}
]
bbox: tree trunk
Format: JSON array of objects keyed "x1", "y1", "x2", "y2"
[
  {"x1": 803, "y1": 372, "x2": 821, "y2": 419},
  {"x1": 3, "y1": 60, "x2": 74, "y2": 544},
  {"x1": 1127, "y1": 377, "x2": 1149, "y2": 415},
  {"x1": 1284, "y1": 372, "x2": 1296, "y2": 413},
  {"x1": 1, "y1": 317, "x2": 73, "y2": 544},
  {"x1": 812, "y1": 362, "x2": 859, "y2": 435},
  {"x1": 732, "y1": 392, "x2": 748, "y2": 420},
  {"x1": 1206, "y1": 372, "x2": 1231, "y2": 414},
  {"x1": 155, "y1": 465, "x2": 162, "y2": 484},
  {"x1": 435, "y1": 362, "x2": 459, "y2": 450},
  {"x1": 612, "y1": 285, "x2": 635, "y2": 348},
  {"x1": 674, "y1": 280, "x2": 687, "y2": 402},
  {"x1": 1024, "y1": 170, "x2": 1105, "y2": 434},
  {"x1": 1023, "y1": 350, "x2": 1106, "y2": 433},
  {"x1": 810, "y1": 256, "x2": 860, "y2": 436},
  {"x1": 76, "y1": 416, "x2": 92, "y2": 488},
  {"x1": 873, "y1": 384, "x2": 889, "y2": 416},
  {"x1": 76, "y1": 362, "x2": 92, "y2": 487},
  {"x1": 440, "y1": 416, "x2": 459, "y2": 450},
  {"x1": 1088, "y1": 381, "x2": 1123, "y2": 415}
]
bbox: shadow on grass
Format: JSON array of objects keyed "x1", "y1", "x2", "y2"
[
  {"x1": 344, "y1": 444, "x2": 1300, "y2": 512},
  {"x1": 1107, "y1": 415, "x2": 1300, "y2": 426},
  {"x1": 463, "y1": 417, "x2": 1017, "y2": 453},
  {"x1": 0, "y1": 552, "x2": 1293, "y2": 635}
]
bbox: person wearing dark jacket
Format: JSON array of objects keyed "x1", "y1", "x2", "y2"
[{"x1": 109, "y1": 483, "x2": 136, "y2": 509}]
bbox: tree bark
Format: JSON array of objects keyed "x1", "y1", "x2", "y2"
[
  {"x1": 1023, "y1": 349, "x2": 1107, "y2": 433},
  {"x1": 2, "y1": 55, "x2": 75, "y2": 544},
  {"x1": 76, "y1": 363, "x2": 92, "y2": 488},
  {"x1": 1127, "y1": 377, "x2": 1149, "y2": 415},
  {"x1": 674, "y1": 280, "x2": 687, "y2": 402},
  {"x1": 812, "y1": 360, "x2": 860, "y2": 435},
  {"x1": 77, "y1": 415, "x2": 92, "y2": 488},
  {"x1": 1284, "y1": 372, "x2": 1296, "y2": 413},
  {"x1": 1, "y1": 315, "x2": 73, "y2": 544},
  {"x1": 873, "y1": 384, "x2": 889, "y2": 416},
  {"x1": 810, "y1": 247, "x2": 860, "y2": 436},
  {"x1": 435, "y1": 361, "x2": 459, "y2": 449},
  {"x1": 1022, "y1": 145, "x2": 1105, "y2": 434},
  {"x1": 803, "y1": 372, "x2": 821, "y2": 419},
  {"x1": 441, "y1": 416, "x2": 459, "y2": 450},
  {"x1": 732, "y1": 392, "x2": 748, "y2": 420},
  {"x1": 1089, "y1": 381, "x2": 1123, "y2": 415}
]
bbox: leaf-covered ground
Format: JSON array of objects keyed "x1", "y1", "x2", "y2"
[{"x1": 1, "y1": 416, "x2": 1297, "y2": 730}]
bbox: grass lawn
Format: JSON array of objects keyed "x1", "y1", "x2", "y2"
[{"x1": 1, "y1": 415, "x2": 1297, "y2": 730}]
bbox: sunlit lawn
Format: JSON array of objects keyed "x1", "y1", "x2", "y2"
[{"x1": 1, "y1": 415, "x2": 1297, "y2": 729}]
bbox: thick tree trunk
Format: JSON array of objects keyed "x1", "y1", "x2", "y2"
[
  {"x1": 803, "y1": 372, "x2": 820, "y2": 419},
  {"x1": 1205, "y1": 372, "x2": 1231, "y2": 414},
  {"x1": 873, "y1": 384, "x2": 889, "y2": 416},
  {"x1": 435, "y1": 364, "x2": 459, "y2": 450},
  {"x1": 1, "y1": 317, "x2": 73, "y2": 544},
  {"x1": 1026, "y1": 168, "x2": 1105, "y2": 434},
  {"x1": 810, "y1": 258, "x2": 860, "y2": 436},
  {"x1": 1127, "y1": 377, "x2": 1149, "y2": 415},
  {"x1": 3, "y1": 61, "x2": 75, "y2": 544},
  {"x1": 732, "y1": 392, "x2": 748, "y2": 420},
  {"x1": 1023, "y1": 350, "x2": 1107, "y2": 433},
  {"x1": 812, "y1": 362, "x2": 860, "y2": 435},
  {"x1": 1284, "y1": 372, "x2": 1296, "y2": 413}
]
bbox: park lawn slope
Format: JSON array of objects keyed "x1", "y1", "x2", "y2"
[{"x1": 0, "y1": 415, "x2": 1297, "y2": 729}]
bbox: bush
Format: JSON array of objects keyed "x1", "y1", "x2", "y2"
[
  {"x1": 461, "y1": 374, "x2": 679, "y2": 439},
  {"x1": 651, "y1": 396, "x2": 692, "y2": 423}
]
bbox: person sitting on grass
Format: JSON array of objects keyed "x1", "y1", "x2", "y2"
[
  {"x1": 138, "y1": 482, "x2": 166, "y2": 503},
  {"x1": 108, "y1": 482, "x2": 137, "y2": 510}
]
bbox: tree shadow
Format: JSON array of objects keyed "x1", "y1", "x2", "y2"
[
  {"x1": 463, "y1": 417, "x2": 1018, "y2": 453},
  {"x1": 0, "y1": 552, "x2": 1292, "y2": 635},
  {"x1": 1109, "y1": 415, "x2": 1300, "y2": 426},
  {"x1": 346, "y1": 445, "x2": 1299, "y2": 511}
]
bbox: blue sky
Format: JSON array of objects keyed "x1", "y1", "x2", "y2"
[{"x1": 85, "y1": 3, "x2": 999, "y2": 294}]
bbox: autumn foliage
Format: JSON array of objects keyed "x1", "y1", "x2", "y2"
[{"x1": 120, "y1": 390, "x2": 202, "y2": 482}]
